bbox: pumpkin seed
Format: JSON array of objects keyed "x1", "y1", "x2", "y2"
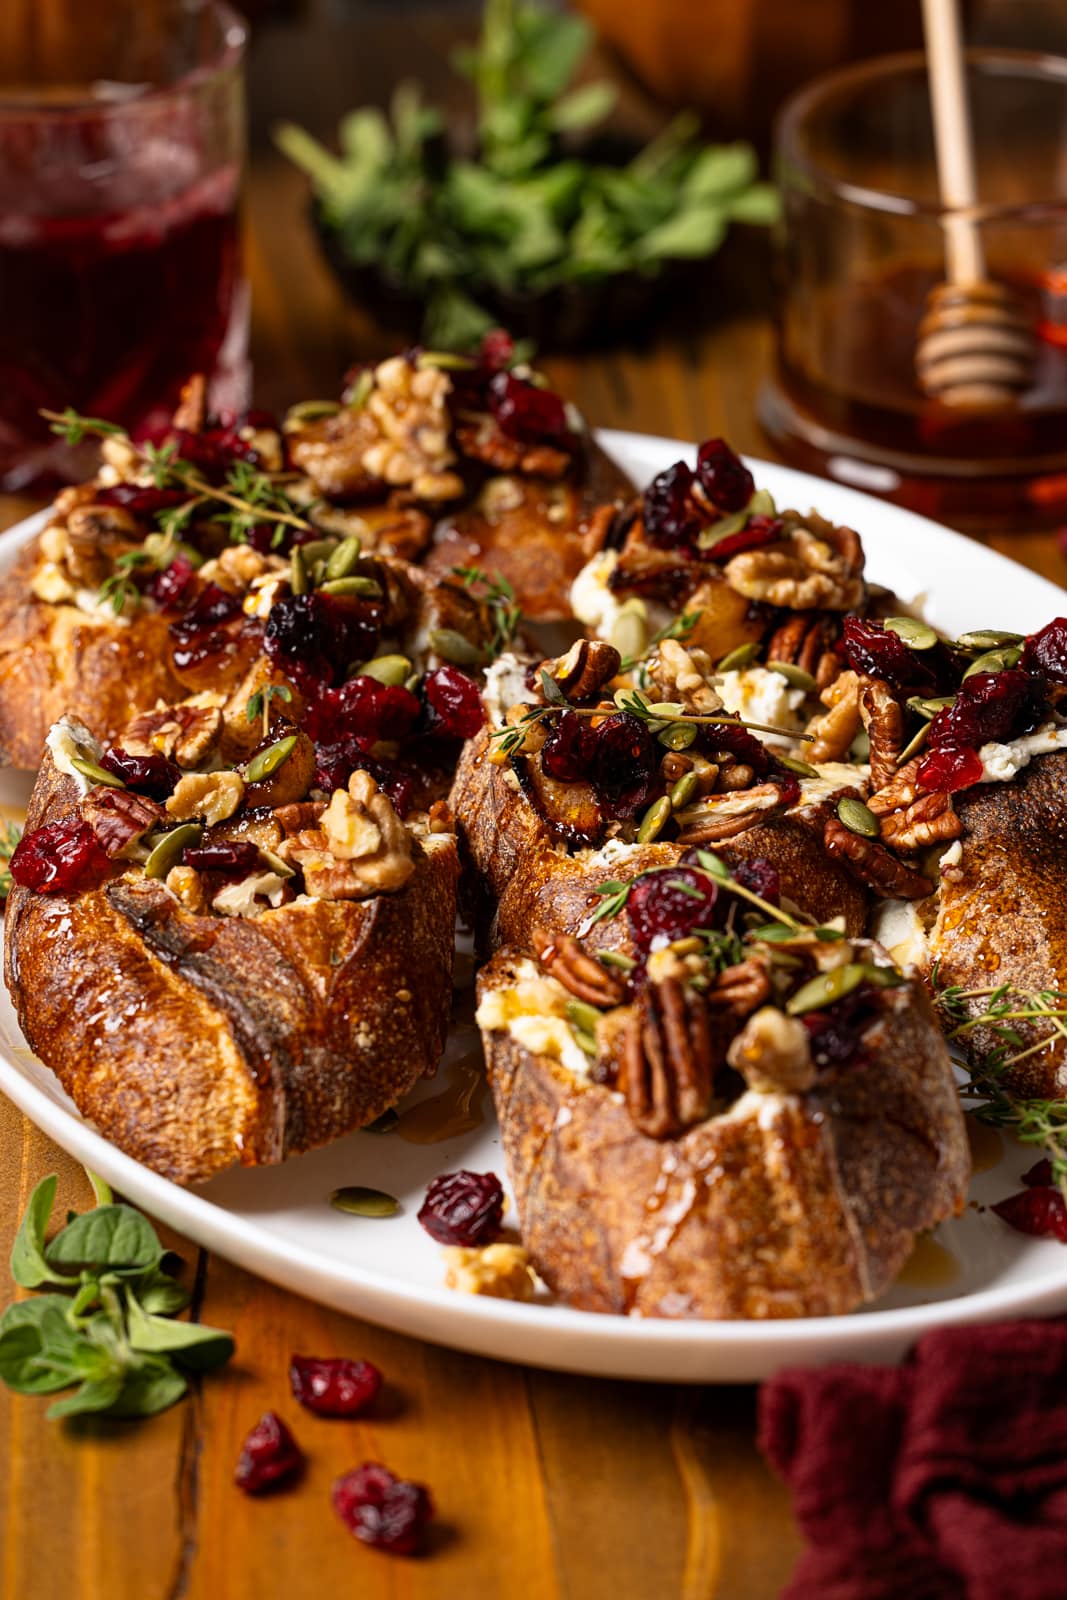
[
  {"x1": 668, "y1": 935, "x2": 704, "y2": 955},
  {"x1": 289, "y1": 547, "x2": 307, "y2": 596},
  {"x1": 786, "y1": 962, "x2": 868, "y2": 1016},
  {"x1": 897, "y1": 722, "x2": 931, "y2": 764},
  {"x1": 697, "y1": 508, "x2": 748, "y2": 551},
  {"x1": 748, "y1": 487, "x2": 777, "y2": 517},
  {"x1": 775, "y1": 753, "x2": 820, "y2": 778},
  {"x1": 658, "y1": 721, "x2": 698, "y2": 751},
  {"x1": 749, "y1": 922, "x2": 801, "y2": 942},
  {"x1": 285, "y1": 399, "x2": 340, "y2": 424},
  {"x1": 609, "y1": 601, "x2": 648, "y2": 662},
  {"x1": 319, "y1": 575, "x2": 382, "y2": 599},
  {"x1": 324, "y1": 535, "x2": 363, "y2": 581},
  {"x1": 259, "y1": 848, "x2": 295, "y2": 879},
  {"x1": 598, "y1": 950, "x2": 636, "y2": 972},
  {"x1": 715, "y1": 641, "x2": 759, "y2": 673},
  {"x1": 906, "y1": 695, "x2": 955, "y2": 720},
  {"x1": 71, "y1": 755, "x2": 125, "y2": 789},
  {"x1": 144, "y1": 823, "x2": 202, "y2": 880},
  {"x1": 330, "y1": 1186, "x2": 399, "y2": 1217},
  {"x1": 362, "y1": 1109, "x2": 399, "y2": 1135},
  {"x1": 345, "y1": 370, "x2": 374, "y2": 411},
  {"x1": 670, "y1": 769, "x2": 701, "y2": 808},
  {"x1": 246, "y1": 733, "x2": 297, "y2": 784},
  {"x1": 637, "y1": 795, "x2": 672, "y2": 843},
  {"x1": 766, "y1": 660, "x2": 817, "y2": 691},
  {"x1": 428, "y1": 627, "x2": 486, "y2": 666},
  {"x1": 956, "y1": 629, "x2": 1023, "y2": 653},
  {"x1": 566, "y1": 998, "x2": 602, "y2": 1039},
  {"x1": 837, "y1": 796, "x2": 880, "y2": 838},
  {"x1": 645, "y1": 701, "x2": 687, "y2": 719},
  {"x1": 358, "y1": 653, "x2": 411, "y2": 686},
  {"x1": 860, "y1": 962, "x2": 905, "y2": 989},
  {"x1": 962, "y1": 645, "x2": 1022, "y2": 680},
  {"x1": 417, "y1": 350, "x2": 477, "y2": 371},
  {"x1": 883, "y1": 615, "x2": 939, "y2": 651},
  {"x1": 294, "y1": 538, "x2": 340, "y2": 567}
]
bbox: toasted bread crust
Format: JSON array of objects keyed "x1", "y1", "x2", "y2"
[
  {"x1": 0, "y1": 542, "x2": 186, "y2": 767},
  {"x1": 450, "y1": 727, "x2": 869, "y2": 952},
  {"x1": 5, "y1": 752, "x2": 459, "y2": 1184},
  {"x1": 479, "y1": 950, "x2": 969, "y2": 1318}
]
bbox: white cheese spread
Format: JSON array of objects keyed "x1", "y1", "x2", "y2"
[
  {"x1": 46, "y1": 715, "x2": 103, "y2": 795},
  {"x1": 476, "y1": 960, "x2": 593, "y2": 1080},
  {"x1": 977, "y1": 722, "x2": 1067, "y2": 782},
  {"x1": 715, "y1": 667, "x2": 807, "y2": 747}
]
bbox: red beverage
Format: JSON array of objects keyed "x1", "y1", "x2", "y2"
[{"x1": 0, "y1": 3, "x2": 248, "y2": 491}]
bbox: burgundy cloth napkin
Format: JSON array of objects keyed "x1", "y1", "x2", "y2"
[{"x1": 759, "y1": 1320, "x2": 1067, "y2": 1600}]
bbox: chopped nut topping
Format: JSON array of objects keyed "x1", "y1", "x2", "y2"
[
  {"x1": 674, "y1": 781, "x2": 792, "y2": 844},
  {"x1": 282, "y1": 771, "x2": 414, "y2": 899},
  {"x1": 443, "y1": 1243, "x2": 537, "y2": 1302},
  {"x1": 81, "y1": 787, "x2": 164, "y2": 859},
  {"x1": 533, "y1": 927, "x2": 627, "y2": 1008},
  {"x1": 725, "y1": 515, "x2": 864, "y2": 612},
  {"x1": 618, "y1": 951, "x2": 715, "y2": 1138},
  {"x1": 166, "y1": 770, "x2": 245, "y2": 826},
  {"x1": 859, "y1": 678, "x2": 904, "y2": 791},
  {"x1": 879, "y1": 791, "x2": 962, "y2": 853},
  {"x1": 165, "y1": 864, "x2": 207, "y2": 913},
  {"x1": 727, "y1": 1006, "x2": 815, "y2": 1093},
  {"x1": 122, "y1": 702, "x2": 223, "y2": 767},
  {"x1": 706, "y1": 956, "x2": 771, "y2": 1019},
  {"x1": 824, "y1": 814, "x2": 933, "y2": 900},
  {"x1": 867, "y1": 756, "x2": 923, "y2": 817},
  {"x1": 645, "y1": 638, "x2": 723, "y2": 716},
  {"x1": 540, "y1": 638, "x2": 621, "y2": 702},
  {"x1": 807, "y1": 670, "x2": 863, "y2": 764}
]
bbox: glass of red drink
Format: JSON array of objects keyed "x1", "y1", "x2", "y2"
[{"x1": 0, "y1": 0, "x2": 248, "y2": 491}]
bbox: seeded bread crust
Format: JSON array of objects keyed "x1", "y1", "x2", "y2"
[
  {"x1": 0, "y1": 540, "x2": 187, "y2": 768},
  {"x1": 4, "y1": 749, "x2": 459, "y2": 1185},
  {"x1": 449, "y1": 725, "x2": 869, "y2": 953},
  {"x1": 478, "y1": 947, "x2": 969, "y2": 1318}
]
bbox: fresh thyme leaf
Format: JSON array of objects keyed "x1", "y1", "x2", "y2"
[
  {"x1": 539, "y1": 667, "x2": 566, "y2": 705},
  {"x1": 588, "y1": 878, "x2": 631, "y2": 925},
  {"x1": 452, "y1": 565, "x2": 521, "y2": 658},
  {"x1": 0, "y1": 819, "x2": 22, "y2": 899},
  {"x1": 46, "y1": 407, "x2": 124, "y2": 445}
]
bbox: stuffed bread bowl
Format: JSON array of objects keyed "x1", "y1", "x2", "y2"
[
  {"x1": 476, "y1": 912, "x2": 969, "y2": 1319},
  {"x1": 4, "y1": 698, "x2": 459, "y2": 1186}
]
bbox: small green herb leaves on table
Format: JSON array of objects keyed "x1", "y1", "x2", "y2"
[
  {"x1": 0, "y1": 1175, "x2": 234, "y2": 1419},
  {"x1": 0, "y1": 819, "x2": 22, "y2": 899}
]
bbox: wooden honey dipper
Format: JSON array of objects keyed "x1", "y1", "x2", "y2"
[{"x1": 915, "y1": 0, "x2": 1035, "y2": 407}]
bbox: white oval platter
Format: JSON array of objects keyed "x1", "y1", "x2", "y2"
[{"x1": 1, "y1": 429, "x2": 1066, "y2": 1384}]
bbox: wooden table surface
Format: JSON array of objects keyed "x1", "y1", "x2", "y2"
[{"x1": 4, "y1": 10, "x2": 1067, "y2": 1600}]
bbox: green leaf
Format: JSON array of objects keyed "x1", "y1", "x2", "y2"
[
  {"x1": 517, "y1": 9, "x2": 591, "y2": 100},
  {"x1": 682, "y1": 143, "x2": 758, "y2": 199},
  {"x1": 546, "y1": 81, "x2": 616, "y2": 133},
  {"x1": 636, "y1": 204, "x2": 726, "y2": 263},
  {"x1": 86, "y1": 1171, "x2": 113, "y2": 1208},
  {"x1": 44, "y1": 1205, "x2": 162, "y2": 1280},
  {"x1": 725, "y1": 183, "x2": 781, "y2": 225},
  {"x1": 47, "y1": 1375, "x2": 126, "y2": 1420},
  {"x1": 125, "y1": 1293, "x2": 234, "y2": 1374},
  {"x1": 137, "y1": 1272, "x2": 190, "y2": 1317},
  {"x1": 107, "y1": 1365, "x2": 187, "y2": 1419},
  {"x1": 11, "y1": 1176, "x2": 65, "y2": 1289},
  {"x1": 0, "y1": 1299, "x2": 81, "y2": 1393}
]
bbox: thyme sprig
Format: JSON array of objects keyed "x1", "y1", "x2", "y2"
[
  {"x1": 586, "y1": 848, "x2": 807, "y2": 933},
  {"x1": 0, "y1": 819, "x2": 22, "y2": 899},
  {"x1": 453, "y1": 565, "x2": 521, "y2": 658},
  {"x1": 42, "y1": 408, "x2": 315, "y2": 540}
]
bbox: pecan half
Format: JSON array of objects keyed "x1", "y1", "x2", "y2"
[
  {"x1": 727, "y1": 1006, "x2": 815, "y2": 1093},
  {"x1": 540, "y1": 638, "x2": 621, "y2": 702},
  {"x1": 274, "y1": 798, "x2": 326, "y2": 835},
  {"x1": 823, "y1": 815, "x2": 934, "y2": 899},
  {"x1": 82, "y1": 786, "x2": 164, "y2": 859},
  {"x1": 867, "y1": 756, "x2": 923, "y2": 816},
  {"x1": 706, "y1": 956, "x2": 771, "y2": 1019},
  {"x1": 859, "y1": 678, "x2": 904, "y2": 791},
  {"x1": 618, "y1": 961, "x2": 715, "y2": 1138},
  {"x1": 674, "y1": 781, "x2": 790, "y2": 844},
  {"x1": 455, "y1": 418, "x2": 571, "y2": 480},
  {"x1": 879, "y1": 791, "x2": 961, "y2": 852},
  {"x1": 806, "y1": 669, "x2": 862, "y2": 763},
  {"x1": 533, "y1": 928, "x2": 626, "y2": 1008},
  {"x1": 765, "y1": 611, "x2": 840, "y2": 685}
]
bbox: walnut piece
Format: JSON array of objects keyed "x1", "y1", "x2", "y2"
[
  {"x1": 443, "y1": 1243, "x2": 536, "y2": 1302},
  {"x1": 122, "y1": 703, "x2": 223, "y2": 767},
  {"x1": 725, "y1": 519, "x2": 864, "y2": 611},
  {"x1": 165, "y1": 864, "x2": 207, "y2": 913},
  {"x1": 727, "y1": 1006, "x2": 815, "y2": 1093},
  {"x1": 859, "y1": 678, "x2": 904, "y2": 791},
  {"x1": 806, "y1": 670, "x2": 862, "y2": 763},
  {"x1": 282, "y1": 771, "x2": 414, "y2": 899},
  {"x1": 534, "y1": 928, "x2": 626, "y2": 1008},
  {"x1": 645, "y1": 638, "x2": 723, "y2": 716},
  {"x1": 166, "y1": 770, "x2": 245, "y2": 826},
  {"x1": 867, "y1": 756, "x2": 923, "y2": 816},
  {"x1": 540, "y1": 638, "x2": 621, "y2": 702},
  {"x1": 361, "y1": 355, "x2": 465, "y2": 500},
  {"x1": 823, "y1": 815, "x2": 933, "y2": 899},
  {"x1": 81, "y1": 787, "x2": 163, "y2": 859},
  {"x1": 618, "y1": 953, "x2": 715, "y2": 1138},
  {"x1": 879, "y1": 791, "x2": 962, "y2": 852}
]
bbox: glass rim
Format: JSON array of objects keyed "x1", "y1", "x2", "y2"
[
  {"x1": 776, "y1": 47, "x2": 1067, "y2": 219},
  {"x1": 0, "y1": 0, "x2": 247, "y2": 122}
]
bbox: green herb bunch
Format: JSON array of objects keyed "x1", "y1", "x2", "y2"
[
  {"x1": 0, "y1": 1175, "x2": 233, "y2": 1419},
  {"x1": 276, "y1": 0, "x2": 778, "y2": 349}
]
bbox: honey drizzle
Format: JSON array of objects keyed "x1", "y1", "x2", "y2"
[
  {"x1": 393, "y1": 1052, "x2": 487, "y2": 1145},
  {"x1": 896, "y1": 1232, "x2": 960, "y2": 1289},
  {"x1": 966, "y1": 1113, "x2": 1004, "y2": 1175}
]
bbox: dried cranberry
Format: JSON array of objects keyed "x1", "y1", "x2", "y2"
[
  {"x1": 313, "y1": 744, "x2": 415, "y2": 813},
  {"x1": 234, "y1": 1411, "x2": 305, "y2": 1495},
  {"x1": 306, "y1": 676, "x2": 421, "y2": 744},
  {"x1": 9, "y1": 818, "x2": 109, "y2": 894},
  {"x1": 182, "y1": 840, "x2": 261, "y2": 877},
  {"x1": 733, "y1": 857, "x2": 780, "y2": 905},
  {"x1": 487, "y1": 371, "x2": 570, "y2": 444},
  {"x1": 169, "y1": 582, "x2": 242, "y2": 644},
  {"x1": 265, "y1": 593, "x2": 380, "y2": 689},
  {"x1": 695, "y1": 438, "x2": 754, "y2": 513},
  {"x1": 803, "y1": 987, "x2": 878, "y2": 1069},
  {"x1": 642, "y1": 461, "x2": 701, "y2": 549},
  {"x1": 289, "y1": 1354, "x2": 382, "y2": 1418},
  {"x1": 703, "y1": 514, "x2": 783, "y2": 563},
  {"x1": 480, "y1": 328, "x2": 515, "y2": 370},
  {"x1": 95, "y1": 484, "x2": 187, "y2": 517},
  {"x1": 927, "y1": 668, "x2": 1041, "y2": 753},
  {"x1": 991, "y1": 1187, "x2": 1067, "y2": 1242},
  {"x1": 417, "y1": 1170, "x2": 505, "y2": 1245},
  {"x1": 540, "y1": 710, "x2": 594, "y2": 782},
  {"x1": 422, "y1": 666, "x2": 484, "y2": 740},
  {"x1": 588, "y1": 712, "x2": 659, "y2": 818},
  {"x1": 1021, "y1": 617, "x2": 1067, "y2": 685},
  {"x1": 332, "y1": 1462, "x2": 433, "y2": 1555},
  {"x1": 627, "y1": 867, "x2": 717, "y2": 952},
  {"x1": 916, "y1": 744, "x2": 985, "y2": 793},
  {"x1": 148, "y1": 555, "x2": 197, "y2": 613},
  {"x1": 842, "y1": 617, "x2": 944, "y2": 696},
  {"x1": 1022, "y1": 1158, "x2": 1055, "y2": 1187},
  {"x1": 99, "y1": 746, "x2": 181, "y2": 800}
]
